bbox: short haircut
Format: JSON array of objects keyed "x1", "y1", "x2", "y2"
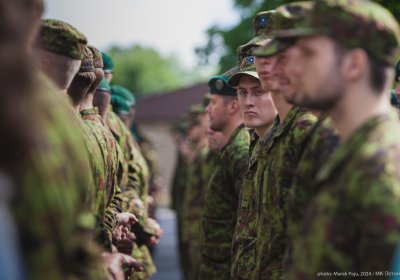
[{"x1": 67, "y1": 70, "x2": 96, "y2": 106}]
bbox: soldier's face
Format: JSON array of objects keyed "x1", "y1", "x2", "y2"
[
  {"x1": 289, "y1": 36, "x2": 344, "y2": 111},
  {"x1": 206, "y1": 94, "x2": 230, "y2": 132},
  {"x1": 255, "y1": 56, "x2": 280, "y2": 92},
  {"x1": 237, "y1": 75, "x2": 276, "y2": 135},
  {"x1": 207, "y1": 128, "x2": 228, "y2": 153},
  {"x1": 279, "y1": 46, "x2": 304, "y2": 104}
]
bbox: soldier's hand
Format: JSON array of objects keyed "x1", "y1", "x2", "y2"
[
  {"x1": 116, "y1": 228, "x2": 136, "y2": 255},
  {"x1": 147, "y1": 218, "x2": 163, "y2": 246},
  {"x1": 120, "y1": 253, "x2": 143, "y2": 275},
  {"x1": 117, "y1": 212, "x2": 138, "y2": 227},
  {"x1": 101, "y1": 252, "x2": 125, "y2": 280}
]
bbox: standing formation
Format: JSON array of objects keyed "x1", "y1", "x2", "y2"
[{"x1": 171, "y1": 0, "x2": 400, "y2": 279}]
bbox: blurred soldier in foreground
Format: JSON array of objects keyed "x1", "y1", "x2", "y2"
[{"x1": 263, "y1": 0, "x2": 400, "y2": 277}]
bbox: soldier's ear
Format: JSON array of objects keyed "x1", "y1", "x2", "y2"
[
  {"x1": 228, "y1": 98, "x2": 240, "y2": 115},
  {"x1": 341, "y1": 48, "x2": 367, "y2": 84}
]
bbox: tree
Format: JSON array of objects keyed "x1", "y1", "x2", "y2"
[
  {"x1": 108, "y1": 45, "x2": 205, "y2": 97},
  {"x1": 196, "y1": 0, "x2": 400, "y2": 73}
]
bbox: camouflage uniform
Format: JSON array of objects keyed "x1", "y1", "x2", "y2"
[
  {"x1": 106, "y1": 108, "x2": 157, "y2": 280},
  {"x1": 288, "y1": 111, "x2": 400, "y2": 279},
  {"x1": 12, "y1": 74, "x2": 105, "y2": 279},
  {"x1": 181, "y1": 143, "x2": 212, "y2": 280},
  {"x1": 200, "y1": 124, "x2": 250, "y2": 279},
  {"x1": 258, "y1": 0, "x2": 400, "y2": 278},
  {"x1": 80, "y1": 107, "x2": 122, "y2": 248},
  {"x1": 283, "y1": 116, "x2": 339, "y2": 273}
]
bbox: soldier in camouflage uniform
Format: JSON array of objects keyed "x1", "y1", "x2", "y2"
[
  {"x1": 36, "y1": 18, "x2": 142, "y2": 277},
  {"x1": 67, "y1": 46, "x2": 115, "y2": 249},
  {"x1": 227, "y1": 50, "x2": 277, "y2": 279},
  {"x1": 0, "y1": 1, "x2": 110, "y2": 277},
  {"x1": 200, "y1": 75, "x2": 250, "y2": 279},
  {"x1": 108, "y1": 84, "x2": 162, "y2": 280},
  {"x1": 248, "y1": 2, "x2": 341, "y2": 278},
  {"x1": 180, "y1": 104, "x2": 210, "y2": 280},
  {"x1": 256, "y1": 0, "x2": 400, "y2": 277}
]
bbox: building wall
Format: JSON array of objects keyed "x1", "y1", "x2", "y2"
[{"x1": 140, "y1": 120, "x2": 177, "y2": 207}]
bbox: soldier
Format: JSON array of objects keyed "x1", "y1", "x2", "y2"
[
  {"x1": 180, "y1": 104, "x2": 210, "y2": 280},
  {"x1": 200, "y1": 75, "x2": 250, "y2": 279},
  {"x1": 107, "y1": 84, "x2": 162, "y2": 280},
  {"x1": 0, "y1": 0, "x2": 110, "y2": 278},
  {"x1": 263, "y1": 0, "x2": 400, "y2": 277},
  {"x1": 227, "y1": 53, "x2": 277, "y2": 279},
  {"x1": 250, "y1": 2, "x2": 341, "y2": 278},
  {"x1": 102, "y1": 51, "x2": 114, "y2": 83}
]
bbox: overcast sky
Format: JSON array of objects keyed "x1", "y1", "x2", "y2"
[{"x1": 44, "y1": 0, "x2": 239, "y2": 68}]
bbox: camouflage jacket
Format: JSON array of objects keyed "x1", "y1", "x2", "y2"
[
  {"x1": 181, "y1": 144, "x2": 210, "y2": 243},
  {"x1": 288, "y1": 111, "x2": 400, "y2": 279},
  {"x1": 106, "y1": 109, "x2": 156, "y2": 279},
  {"x1": 74, "y1": 110, "x2": 111, "y2": 249},
  {"x1": 253, "y1": 107, "x2": 317, "y2": 280},
  {"x1": 81, "y1": 107, "x2": 122, "y2": 247},
  {"x1": 11, "y1": 74, "x2": 105, "y2": 279},
  {"x1": 200, "y1": 124, "x2": 250, "y2": 280},
  {"x1": 283, "y1": 116, "x2": 339, "y2": 272}
]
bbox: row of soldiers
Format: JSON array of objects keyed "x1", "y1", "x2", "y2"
[
  {"x1": 171, "y1": 0, "x2": 400, "y2": 279},
  {"x1": 0, "y1": 0, "x2": 164, "y2": 279}
]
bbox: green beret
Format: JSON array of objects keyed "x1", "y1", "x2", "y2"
[
  {"x1": 88, "y1": 45, "x2": 103, "y2": 69},
  {"x1": 269, "y1": 0, "x2": 400, "y2": 65},
  {"x1": 111, "y1": 95, "x2": 131, "y2": 114},
  {"x1": 79, "y1": 47, "x2": 94, "y2": 72},
  {"x1": 208, "y1": 75, "x2": 237, "y2": 96},
  {"x1": 395, "y1": 60, "x2": 400, "y2": 81},
  {"x1": 39, "y1": 19, "x2": 87, "y2": 60},
  {"x1": 97, "y1": 77, "x2": 111, "y2": 92},
  {"x1": 110, "y1": 85, "x2": 136, "y2": 107},
  {"x1": 102, "y1": 52, "x2": 114, "y2": 73}
]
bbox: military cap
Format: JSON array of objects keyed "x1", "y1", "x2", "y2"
[
  {"x1": 253, "y1": 1, "x2": 314, "y2": 57},
  {"x1": 39, "y1": 19, "x2": 88, "y2": 60},
  {"x1": 240, "y1": 9, "x2": 296, "y2": 54},
  {"x1": 79, "y1": 47, "x2": 94, "y2": 72},
  {"x1": 110, "y1": 95, "x2": 131, "y2": 114},
  {"x1": 395, "y1": 60, "x2": 400, "y2": 81},
  {"x1": 88, "y1": 45, "x2": 103, "y2": 69},
  {"x1": 110, "y1": 85, "x2": 136, "y2": 107},
  {"x1": 97, "y1": 77, "x2": 111, "y2": 92},
  {"x1": 208, "y1": 75, "x2": 237, "y2": 96},
  {"x1": 264, "y1": 0, "x2": 400, "y2": 65},
  {"x1": 227, "y1": 56, "x2": 259, "y2": 87},
  {"x1": 102, "y1": 52, "x2": 114, "y2": 73}
]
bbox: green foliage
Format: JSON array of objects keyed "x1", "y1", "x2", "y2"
[
  {"x1": 196, "y1": 0, "x2": 400, "y2": 73},
  {"x1": 108, "y1": 45, "x2": 204, "y2": 97}
]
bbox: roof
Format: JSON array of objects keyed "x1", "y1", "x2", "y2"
[{"x1": 136, "y1": 83, "x2": 208, "y2": 122}]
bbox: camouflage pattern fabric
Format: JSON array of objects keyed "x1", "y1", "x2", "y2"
[
  {"x1": 11, "y1": 73, "x2": 106, "y2": 279},
  {"x1": 77, "y1": 109, "x2": 112, "y2": 250},
  {"x1": 106, "y1": 108, "x2": 157, "y2": 280},
  {"x1": 200, "y1": 124, "x2": 250, "y2": 279},
  {"x1": 181, "y1": 145, "x2": 214, "y2": 280},
  {"x1": 39, "y1": 19, "x2": 87, "y2": 60},
  {"x1": 271, "y1": 0, "x2": 400, "y2": 65},
  {"x1": 288, "y1": 110, "x2": 400, "y2": 279},
  {"x1": 80, "y1": 107, "x2": 122, "y2": 245},
  {"x1": 283, "y1": 116, "x2": 339, "y2": 275}
]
